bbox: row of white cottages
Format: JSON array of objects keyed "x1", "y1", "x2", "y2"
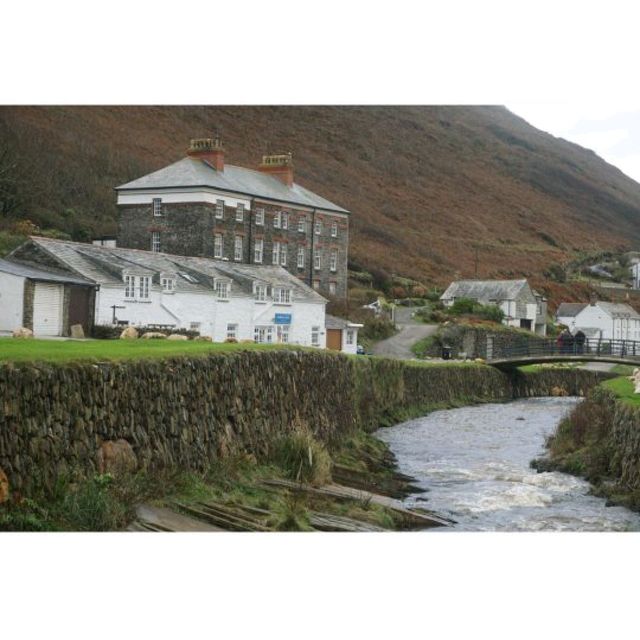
[{"x1": 0, "y1": 237, "x2": 361, "y2": 352}]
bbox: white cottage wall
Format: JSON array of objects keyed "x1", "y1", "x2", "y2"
[{"x1": 0, "y1": 272, "x2": 25, "y2": 331}]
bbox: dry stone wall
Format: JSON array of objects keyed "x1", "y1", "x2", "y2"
[{"x1": 0, "y1": 351, "x2": 607, "y2": 495}]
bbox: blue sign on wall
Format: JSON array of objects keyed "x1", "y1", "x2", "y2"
[{"x1": 274, "y1": 313, "x2": 292, "y2": 324}]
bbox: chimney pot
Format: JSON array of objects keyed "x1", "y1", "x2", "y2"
[
  {"x1": 258, "y1": 152, "x2": 294, "y2": 186},
  {"x1": 187, "y1": 136, "x2": 225, "y2": 171}
]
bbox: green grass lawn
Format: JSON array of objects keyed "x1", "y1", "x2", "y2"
[
  {"x1": 0, "y1": 337, "x2": 296, "y2": 364},
  {"x1": 602, "y1": 375, "x2": 640, "y2": 406}
]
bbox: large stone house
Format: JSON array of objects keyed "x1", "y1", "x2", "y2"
[
  {"x1": 115, "y1": 137, "x2": 350, "y2": 298},
  {"x1": 556, "y1": 300, "x2": 640, "y2": 341},
  {"x1": 440, "y1": 279, "x2": 547, "y2": 335},
  {"x1": 3, "y1": 237, "x2": 328, "y2": 345}
]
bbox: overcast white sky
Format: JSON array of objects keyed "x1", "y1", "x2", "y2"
[{"x1": 506, "y1": 104, "x2": 640, "y2": 183}]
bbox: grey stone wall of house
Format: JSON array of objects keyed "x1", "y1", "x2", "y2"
[
  {"x1": 22, "y1": 280, "x2": 34, "y2": 330},
  {"x1": 117, "y1": 199, "x2": 349, "y2": 298}
]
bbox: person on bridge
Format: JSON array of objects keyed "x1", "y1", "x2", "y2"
[
  {"x1": 574, "y1": 330, "x2": 586, "y2": 354},
  {"x1": 557, "y1": 328, "x2": 574, "y2": 354}
]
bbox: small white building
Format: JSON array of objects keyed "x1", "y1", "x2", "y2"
[
  {"x1": 556, "y1": 300, "x2": 640, "y2": 341},
  {"x1": 440, "y1": 279, "x2": 547, "y2": 335},
  {"x1": 325, "y1": 315, "x2": 363, "y2": 354},
  {"x1": 0, "y1": 258, "x2": 96, "y2": 337},
  {"x1": 4, "y1": 237, "x2": 328, "y2": 346}
]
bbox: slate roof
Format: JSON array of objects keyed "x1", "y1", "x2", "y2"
[
  {"x1": 8, "y1": 237, "x2": 326, "y2": 303},
  {"x1": 556, "y1": 302, "x2": 588, "y2": 318},
  {"x1": 325, "y1": 314, "x2": 363, "y2": 330},
  {"x1": 556, "y1": 301, "x2": 640, "y2": 320},
  {"x1": 116, "y1": 158, "x2": 349, "y2": 214},
  {"x1": 440, "y1": 279, "x2": 529, "y2": 302},
  {"x1": 594, "y1": 301, "x2": 640, "y2": 319},
  {"x1": 0, "y1": 257, "x2": 94, "y2": 286}
]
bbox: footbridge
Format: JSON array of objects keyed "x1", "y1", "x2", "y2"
[{"x1": 486, "y1": 337, "x2": 640, "y2": 368}]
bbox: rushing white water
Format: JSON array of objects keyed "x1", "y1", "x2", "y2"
[{"x1": 376, "y1": 397, "x2": 640, "y2": 531}]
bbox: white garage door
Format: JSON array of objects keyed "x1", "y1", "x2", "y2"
[{"x1": 33, "y1": 283, "x2": 64, "y2": 336}]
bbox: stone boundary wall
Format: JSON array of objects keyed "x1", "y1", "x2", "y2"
[{"x1": 0, "y1": 351, "x2": 608, "y2": 494}]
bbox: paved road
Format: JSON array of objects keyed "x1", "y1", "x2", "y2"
[{"x1": 371, "y1": 308, "x2": 438, "y2": 360}]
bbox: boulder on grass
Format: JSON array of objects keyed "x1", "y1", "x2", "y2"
[
  {"x1": 195, "y1": 335, "x2": 213, "y2": 342},
  {"x1": 142, "y1": 332, "x2": 167, "y2": 340},
  {"x1": 12, "y1": 327, "x2": 33, "y2": 339},
  {"x1": 167, "y1": 333, "x2": 188, "y2": 341},
  {"x1": 96, "y1": 439, "x2": 138, "y2": 476},
  {"x1": 70, "y1": 323, "x2": 85, "y2": 339},
  {"x1": 0, "y1": 467, "x2": 9, "y2": 504},
  {"x1": 120, "y1": 326, "x2": 139, "y2": 340}
]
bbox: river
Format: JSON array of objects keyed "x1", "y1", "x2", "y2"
[{"x1": 376, "y1": 397, "x2": 640, "y2": 531}]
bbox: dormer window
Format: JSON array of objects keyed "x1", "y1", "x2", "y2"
[
  {"x1": 215, "y1": 280, "x2": 230, "y2": 300},
  {"x1": 274, "y1": 287, "x2": 291, "y2": 304},
  {"x1": 153, "y1": 198, "x2": 163, "y2": 217},
  {"x1": 254, "y1": 283, "x2": 268, "y2": 301},
  {"x1": 124, "y1": 274, "x2": 136, "y2": 299},
  {"x1": 124, "y1": 274, "x2": 150, "y2": 300},
  {"x1": 161, "y1": 276, "x2": 175, "y2": 292}
]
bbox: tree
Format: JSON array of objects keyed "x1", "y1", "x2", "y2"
[{"x1": 0, "y1": 133, "x2": 23, "y2": 216}]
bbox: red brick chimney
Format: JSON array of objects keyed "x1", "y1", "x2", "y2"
[
  {"x1": 187, "y1": 135, "x2": 225, "y2": 171},
  {"x1": 258, "y1": 153, "x2": 294, "y2": 187}
]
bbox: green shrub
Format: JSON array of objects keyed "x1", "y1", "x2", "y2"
[
  {"x1": 449, "y1": 298, "x2": 477, "y2": 315},
  {"x1": 269, "y1": 430, "x2": 332, "y2": 486}
]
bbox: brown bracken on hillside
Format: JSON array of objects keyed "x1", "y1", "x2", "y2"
[{"x1": 1, "y1": 105, "x2": 639, "y2": 287}]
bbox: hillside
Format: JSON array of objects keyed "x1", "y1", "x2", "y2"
[{"x1": 2, "y1": 105, "x2": 640, "y2": 291}]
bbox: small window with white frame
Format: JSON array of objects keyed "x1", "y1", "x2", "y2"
[
  {"x1": 254, "y1": 238, "x2": 263, "y2": 264},
  {"x1": 124, "y1": 274, "x2": 136, "y2": 299},
  {"x1": 274, "y1": 287, "x2": 291, "y2": 304},
  {"x1": 346, "y1": 329, "x2": 355, "y2": 345},
  {"x1": 153, "y1": 198, "x2": 163, "y2": 217},
  {"x1": 330, "y1": 249, "x2": 337, "y2": 272},
  {"x1": 255, "y1": 208, "x2": 265, "y2": 225},
  {"x1": 215, "y1": 199, "x2": 224, "y2": 219},
  {"x1": 138, "y1": 276, "x2": 150, "y2": 299},
  {"x1": 329, "y1": 282, "x2": 336, "y2": 295},
  {"x1": 234, "y1": 235, "x2": 243, "y2": 261},
  {"x1": 161, "y1": 276, "x2": 175, "y2": 292},
  {"x1": 298, "y1": 217, "x2": 306, "y2": 233},
  {"x1": 215, "y1": 280, "x2": 229, "y2": 299},
  {"x1": 273, "y1": 211, "x2": 281, "y2": 228},
  {"x1": 280, "y1": 244, "x2": 288, "y2": 267},
  {"x1": 254, "y1": 325, "x2": 273, "y2": 344},
  {"x1": 214, "y1": 233, "x2": 224, "y2": 259},
  {"x1": 226, "y1": 323, "x2": 238, "y2": 340},
  {"x1": 272, "y1": 241, "x2": 280, "y2": 265},
  {"x1": 190, "y1": 322, "x2": 201, "y2": 332},
  {"x1": 314, "y1": 220, "x2": 322, "y2": 235},
  {"x1": 236, "y1": 203, "x2": 244, "y2": 222},
  {"x1": 311, "y1": 326, "x2": 320, "y2": 347},
  {"x1": 281, "y1": 212, "x2": 289, "y2": 229},
  {"x1": 297, "y1": 246, "x2": 305, "y2": 269},
  {"x1": 151, "y1": 231, "x2": 161, "y2": 253},
  {"x1": 314, "y1": 251, "x2": 321, "y2": 271},
  {"x1": 254, "y1": 283, "x2": 267, "y2": 301},
  {"x1": 331, "y1": 221, "x2": 338, "y2": 237}
]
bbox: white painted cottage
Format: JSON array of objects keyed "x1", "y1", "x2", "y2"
[
  {"x1": 440, "y1": 279, "x2": 547, "y2": 335},
  {"x1": 556, "y1": 300, "x2": 640, "y2": 341},
  {"x1": 3, "y1": 237, "x2": 328, "y2": 346}
]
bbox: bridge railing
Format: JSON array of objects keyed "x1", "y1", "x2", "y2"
[{"x1": 486, "y1": 337, "x2": 640, "y2": 362}]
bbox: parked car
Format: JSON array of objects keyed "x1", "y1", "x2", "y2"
[{"x1": 356, "y1": 344, "x2": 366, "y2": 355}]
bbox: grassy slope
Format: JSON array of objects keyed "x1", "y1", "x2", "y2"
[{"x1": 3, "y1": 105, "x2": 640, "y2": 288}]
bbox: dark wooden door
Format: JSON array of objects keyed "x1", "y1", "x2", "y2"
[
  {"x1": 68, "y1": 286, "x2": 91, "y2": 335},
  {"x1": 326, "y1": 329, "x2": 342, "y2": 351}
]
